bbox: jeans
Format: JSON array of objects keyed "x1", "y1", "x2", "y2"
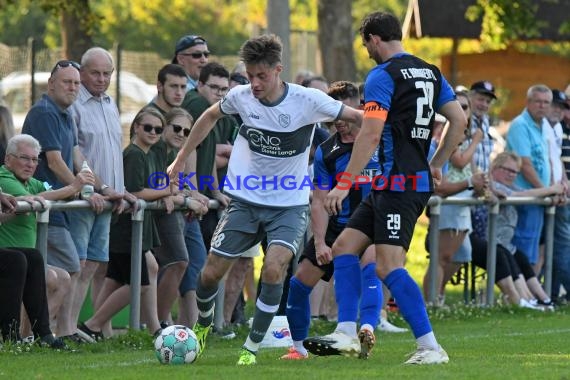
[{"x1": 178, "y1": 218, "x2": 207, "y2": 295}]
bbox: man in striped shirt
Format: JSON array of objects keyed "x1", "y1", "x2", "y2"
[{"x1": 68, "y1": 47, "x2": 137, "y2": 340}]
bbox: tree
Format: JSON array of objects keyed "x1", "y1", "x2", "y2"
[
  {"x1": 466, "y1": 0, "x2": 547, "y2": 49},
  {"x1": 267, "y1": 0, "x2": 291, "y2": 81},
  {"x1": 317, "y1": 0, "x2": 356, "y2": 82}
]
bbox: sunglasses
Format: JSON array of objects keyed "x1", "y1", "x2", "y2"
[
  {"x1": 170, "y1": 124, "x2": 191, "y2": 137},
  {"x1": 180, "y1": 51, "x2": 210, "y2": 59},
  {"x1": 51, "y1": 60, "x2": 81, "y2": 76},
  {"x1": 141, "y1": 124, "x2": 163, "y2": 134}
]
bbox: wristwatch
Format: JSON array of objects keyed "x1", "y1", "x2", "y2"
[
  {"x1": 466, "y1": 177, "x2": 474, "y2": 190},
  {"x1": 100, "y1": 184, "x2": 110, "y2": 193}
]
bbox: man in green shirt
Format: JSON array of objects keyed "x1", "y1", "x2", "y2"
[
  {"x1": 0, "y1": 134, "x2": 93, "y2": 346},
  {"x1": 0, "y1": 134, "x2": 93, "y2": 247}
]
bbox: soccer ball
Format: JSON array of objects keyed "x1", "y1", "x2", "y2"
[{"x1": 154, "y1": 325, "x2": 199, "y2": 364}]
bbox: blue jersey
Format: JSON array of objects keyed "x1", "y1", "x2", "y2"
[
  {"x1": 364, "y1": 52, "x2": 455, "y2": 192},
  {"x1": 313, "y1": 132, "x2": 380, "y2": 225}
]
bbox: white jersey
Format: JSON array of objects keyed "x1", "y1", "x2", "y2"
[{"x1": 220, "y1": 82, "x2": 343, "y2": 207}]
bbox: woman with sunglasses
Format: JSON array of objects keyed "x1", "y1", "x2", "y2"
[
  {"x1": 150, "y1": 107, "x2": 208, "y2": 329},
  {"x1": 423, "y1": 91, "x2": 489, "y2": 305},
  {"x1": 80, "y1": 107, "x2": 203, "y2": 340}
]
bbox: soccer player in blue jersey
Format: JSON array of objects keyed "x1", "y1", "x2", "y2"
[
  {"x1": 281, "y1": 81, "x2": 381, "y2": 360},
  {"x1": 304, "y1": 11, "x2": 466, "y2": 365}
]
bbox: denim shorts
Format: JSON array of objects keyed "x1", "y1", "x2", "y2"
[{"x1": 66, "y1": 209, "x2": 111, "y2": 262}]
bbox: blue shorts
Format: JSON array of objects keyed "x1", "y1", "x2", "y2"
[
  {"x1": 179, "y1": 218, "x2": 207, "y2": 295},
  {"x1": 67, "y1": 210, "x2": 111, "y2": 262}
]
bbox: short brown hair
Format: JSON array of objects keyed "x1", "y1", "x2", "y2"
[{"x1": 239, "y1": 34, "x2": 282, "y2": 67}]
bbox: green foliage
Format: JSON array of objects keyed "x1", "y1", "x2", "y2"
[{"x1": 466, "y1": 0, "x2": 548, "y2": 49}]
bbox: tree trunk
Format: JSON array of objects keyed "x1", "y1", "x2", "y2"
[
  {"x1": 266, "y1": 0, "x2": 291, "y2": 82},
  {"x1": 60, "y1": 0, "x2": 94, "y2": 61},
  {"x1": 317, "y1": 0, "x2": 356, "y2": 82}
]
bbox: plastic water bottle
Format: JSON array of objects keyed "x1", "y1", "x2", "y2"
[{"x1": 80, "y1": 161, "x2": 94, "y2": 200}]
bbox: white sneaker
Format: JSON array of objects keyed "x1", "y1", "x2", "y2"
[
  {"x1": 519, "y1": 299, "x2": 544, "y2": 311},
  {"x1": 405, "y1": 345, "x2": 449, "y2": 365},
  {"x1": 303, "y1": 331, "x2": 360, "y2": 357},
  {"x1": 377, "y1": 318, "x2": 408, "y2": 333}
]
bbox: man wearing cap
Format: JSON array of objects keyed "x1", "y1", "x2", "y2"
[
  {"x1": 550, "y1": 88, "x2": 570, "y2": 303},
  {"x1": 506, "y1": 84, "x2": 552, "y2": 270},
  {"x1": 172, "y1": 35, "x2": 209, "y2": 91},
  {"x1": 467, "y1": 80, "x2": 496, "y2": 240}
]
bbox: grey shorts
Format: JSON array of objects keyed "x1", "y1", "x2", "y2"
[
  {"x1": 153, "y1": 211, "x2": 189, "y2": 267},
  {"x1": 46, "y1": 225, "x2": 80, "y2": 273},
  {"x1": 210, "y1": 200, "x2": 309, "y2": 258}
]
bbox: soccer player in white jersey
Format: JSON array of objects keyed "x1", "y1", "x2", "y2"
[{"x1": 168, "y1": 34, "x2": 363, "y2": 365}]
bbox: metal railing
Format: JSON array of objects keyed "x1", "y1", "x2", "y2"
[
  {"x1": 13, "y1": 193, "x2": 556, "y2": 330},
  {"x1": 426, "y1": 195, "x2": 556, "y2": 306},
  {"x1": 14, "y1": 198, "x2": 219, "y2": 330}
]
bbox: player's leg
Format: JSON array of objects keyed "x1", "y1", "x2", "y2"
[
  {"x1": 281, "y1": 255, "x2": 327, "y2": 359},
  {"x1": 239, "y1": 205, "x2": 308, "y2": 365},
  {"x1": 357, "y1": 245, "x2": 382, "y2": 359},
  {"x1": 375, "y1": 192, "x2": 448, "y2": 365},
  {"x1": 303, "y1": 228, "x2": 370, "y2": 357}
]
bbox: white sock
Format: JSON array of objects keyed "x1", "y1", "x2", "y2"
[
  {"x1": 416, "y1": 331, "x2": 438, "y2": 350},
  {"x1": 293, "y1": 340, "x2": 308, "y2": 356},
  {"x1": 360, "y1": 323, "x2": 374, "y2": 332},
  {"x1": 335, "y1": 322, "x2": 357, "y2": 338},
  {"x1": 243, "y1": 336, "x2": 260, "y2": 354}
]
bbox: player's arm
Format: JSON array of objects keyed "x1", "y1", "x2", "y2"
[
  {"x1": 430, "y1": 100, "x2": 466, "y2": 168},
  {"x1": 168, "y1": 102, "x2": 223, "y2": 179},
  {"x1": 430, "y1": 100, "x2": 467, "y2": 184},
  {"x1": 338, "y1": 106, "x2": 363, "y2": 127},
  {"x1": 311, "y1": 187, "x2": 332, "y2": 265},
  {"x1": 324, "y1": 107, "x2": 382, "y2": 215}
]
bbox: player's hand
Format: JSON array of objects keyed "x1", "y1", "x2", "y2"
[
  {"x1": 167, "y1": 159, "x2": 184, "y2": 187},
  {"x1": 315, "y1": 241, "x2": 333, "y2": 266},
  {"x1": 430, "y1": 166, "x2": 443, "y2": 188},
  {"x1": 324, "y1": 186, "x2": 350, "y2": 215}
]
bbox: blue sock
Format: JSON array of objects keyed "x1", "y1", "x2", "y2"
[
  {"x1": 384, "y1": 268, "x2": 432, "y2": 338},
  {"x1": 359, "y1": 263, "x2": 382, "y2": 329},
  {"x1": 286, "y1": 276, "x2": 312, "y2": 341},
  {"x1": 334, "y1": 254, "x2": 361, "y2": 323}
]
